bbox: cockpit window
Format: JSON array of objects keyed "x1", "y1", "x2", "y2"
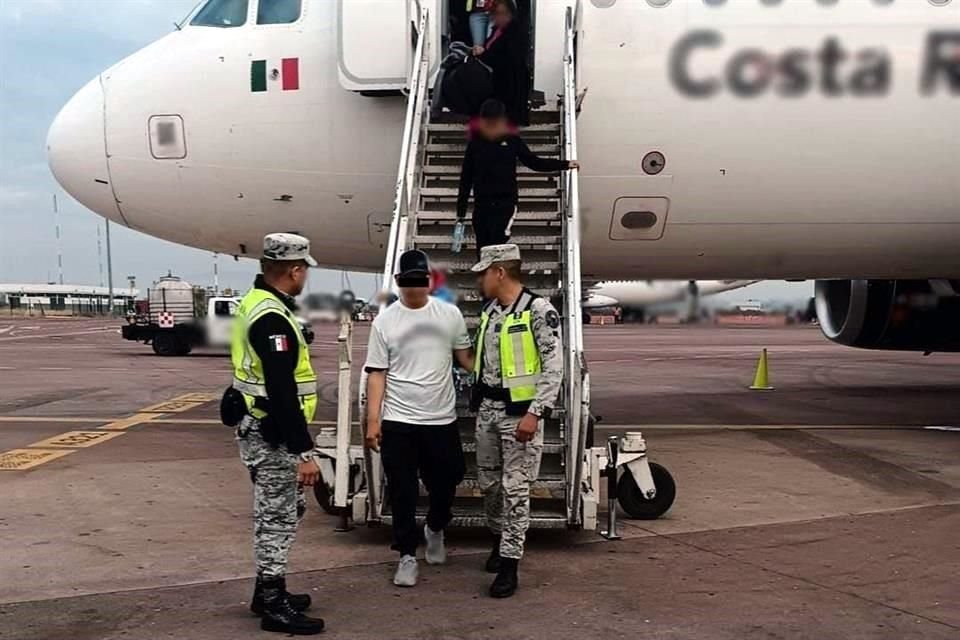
[
  {"x1": 257, "y1": 0, "x2": 302, "y2": 25},
  {"x1": 190, "y1": 0, "x2": 249, "y2": 28}
]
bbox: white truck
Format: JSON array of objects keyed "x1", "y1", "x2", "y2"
[{"x1": 122, "y1": 275, "x2": 238, "y2": 356}]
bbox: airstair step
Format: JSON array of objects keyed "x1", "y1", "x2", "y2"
[
  {"x1": 427, "y1": 122, "x2": 561, "y2": 133},
  {"x1": 403, "y1": 478, "x2": 566, "y2": 500},
  {"x1": 424, "y1": 156, "x2": 564, "y2": 168},
  {"x1": 427, "y1": 254, "x2": 563, "y2": 273},
  {"x1": 415, "y1": 210, "x2": 561, "y2": 223},
  {"x1": 426, "y1": 144, "x2": 559, "y2": 155},
  {"x1": 457, "y1": 289, "x2": 562, "y2": 303},
  {"x1": 429, "y1": 110, "x2": 561, "y2": 126},
  {"x1": 439, "y1": 258, "x2": 561, "y2": 272},
  {"x1": 415, "y1": 234, "x2": 562, "y2": 247},
  {"x1": 423, "y1": 176, "x2": 559, "y2": 189},
  {"x1": 461, "y1": 441, "x2": 564, "y2": 455},
  {"x1": 419, "y1": 199, "x2": 560, "y2": 213},
  {"x1": 420, "y1": 187, "x2": 560, "y2": 198},
  {"x1": 427, "y1": 135, "x2": 560, "y2": 147},
  {"x1": 381, "y1": 511, "x2": 569, "y2": 529},
  {"x1": 440, "y1": 274, "x2": 561, "y2": 293},
  {"x1": 422, "y1": 165, "x2": 561, "y2": 176}
]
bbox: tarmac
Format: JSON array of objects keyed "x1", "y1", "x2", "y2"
[{"x1": 0, "y1": 316, "x2": 958, "y2": 639}]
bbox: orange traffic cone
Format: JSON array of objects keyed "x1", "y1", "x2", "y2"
[{"x1": 749, "y1": 348, "x2": 774, "y2": 391}]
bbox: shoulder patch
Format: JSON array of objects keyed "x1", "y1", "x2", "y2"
[
  {"x1": 269, "y1": 334, "x2": 289, "y2": 352},
  {"x1": 545, "y1": 309, "x2": 560, "y2": 329}
]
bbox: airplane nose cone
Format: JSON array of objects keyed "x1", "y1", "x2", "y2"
[{"x1": 47, "y1": 76, "x2": 122, "y2": 222}]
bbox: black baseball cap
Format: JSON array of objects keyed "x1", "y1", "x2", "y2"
[{"x1": 397, "y1": 249, "x2": 430, "y2": 277}]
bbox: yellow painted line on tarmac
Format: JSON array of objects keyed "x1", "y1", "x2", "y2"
[
  {"x1": 138, "y1": 391, "x2": 220, "y2": 414},
  {"x1": 138, "y1": 400, "x2": 205, "y2": 413},
  {"x1": 98, "y1": 412, "x2": 166, "y2": 431},
  {"x1": 0, "y1": 392, "x2": 219, "y2": 469},
  {"x1": 0, "y1": 448, "x2": 74, "y2": 470},
  {"x1": 172, "y1": 392, "x2": 220, "y2": 403},
  {"x1": 149, "y1": 418, "x2": 350, "y2": 426},
  {"x1": 0, "y1": 416, "x2": 114, "y2": 423},
  {"x1": 0, "y1": 391, "x2": 344, "y2": 471},
  {"x1": 29, "y1": 430, "x2": 125, "y2": 449}
]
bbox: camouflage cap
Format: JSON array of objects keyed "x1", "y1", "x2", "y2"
[
  {"x1": 471, "y1": 243, "x2": 521, "y2": 272},
  {"x1": 263, "y1": 233, "x2": 317, "y2": 267}
]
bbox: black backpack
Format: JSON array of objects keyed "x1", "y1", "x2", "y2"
[{"x1": 442, "y1": 55, "x2": 493, "y2": 116}]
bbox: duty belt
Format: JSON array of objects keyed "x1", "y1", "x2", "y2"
[
  {"x1": 233, "y1": 378, "x2": 317, "y2": 397},
  {"x1": 475, "y1": 382, "x2": 511, "y2": 403}
]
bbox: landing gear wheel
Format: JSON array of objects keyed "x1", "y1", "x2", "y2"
[
  {"x1": 616, "y1": 462, "x2": 676, "y2": 520},
  {"x1": 312, "y1": 460, "x2": 338, "y2": 516}
]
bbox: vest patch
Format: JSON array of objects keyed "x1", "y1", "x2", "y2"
[{"x1": 270, "y1": 334, "x2": 289, "y2": 352}]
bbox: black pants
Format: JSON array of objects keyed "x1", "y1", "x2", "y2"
[
  {"x1": 381, "y1": 420, "x2": 466, "y2": 556},
  {"x1": 472, "y1": 199, "x2": 516, "y2": 258}
]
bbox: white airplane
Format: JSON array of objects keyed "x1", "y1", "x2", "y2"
[
  {"x1": 46, "y1": 0, "x2": 960, "y2": 351},
  {"x1": 583, "y1": 279, "x2": 755, "y2": 310}
]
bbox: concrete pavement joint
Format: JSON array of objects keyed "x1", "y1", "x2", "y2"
[{"x1": 5, "y1": 502, "x2": 958, "y2": 611}]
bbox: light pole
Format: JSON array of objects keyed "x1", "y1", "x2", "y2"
[{"x1": 105, "y1": 220, "x2": 114, "y2": 312}]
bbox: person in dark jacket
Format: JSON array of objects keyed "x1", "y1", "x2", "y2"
[
  {"x1": 231, "y1": 233, "x2": 325, "y2": 635},
  {"x1": 473, "y1": 0, "x2": 530, "y2": 126},
  {"x1": 457, "y1": 99, "x2": 579, "y2": 256}
]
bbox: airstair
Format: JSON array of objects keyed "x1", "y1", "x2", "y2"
[
  {"x1": 386, "y1": 106, "x2": 572, "y2": 528},
  {"x1": 318, "y1": 4, "x2": 674, "y2": 534}
]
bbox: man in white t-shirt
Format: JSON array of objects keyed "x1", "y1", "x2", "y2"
[{"x1": 364, "y1": 249, "x2": 474, "y2": 588}]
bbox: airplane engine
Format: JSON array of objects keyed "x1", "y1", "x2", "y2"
[{"x1": 814, "y1": 280, "x2": 960, "y2": 353}]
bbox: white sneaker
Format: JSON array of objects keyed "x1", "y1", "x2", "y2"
[
  {"x1": 424, "y1": 523, "x2": 447, "y2": 565},
  {"x1": 393, "y1": 555, "x2": 418, "y2": 587}
]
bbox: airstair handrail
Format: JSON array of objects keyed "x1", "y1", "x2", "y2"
[
  {"x1": 561, "y1": 4, "x2": 588, "y2": 525},
  {"x1": 381, "y1": 4, "x2": 431, "y2": 295}
]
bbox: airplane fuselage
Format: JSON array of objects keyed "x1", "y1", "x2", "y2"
[{"x1": 46, "y1": 0, "x2": 960, "y2": 281}]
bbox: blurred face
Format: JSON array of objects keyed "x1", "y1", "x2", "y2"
[
  {"x1": 478, "y1": 115, "x2": 511, "y2": 140},
  {"x1": 395, "y1": 273, "x2": 430, "y2": 301},
  {"x1": 492, "y1": 2, "x2": 513, "y2": 27}
]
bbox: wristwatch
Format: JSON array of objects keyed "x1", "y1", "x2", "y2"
[
  {"x1": 299, "y1": 450, "x2": 318, "y2": 463},
  {"x1": 529, "y1": 406, "x2": 552, "y2": 420}
]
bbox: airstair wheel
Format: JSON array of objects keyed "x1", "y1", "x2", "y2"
[{"x1": 616, "y1": 462, "x2": 676, "y2": 520}]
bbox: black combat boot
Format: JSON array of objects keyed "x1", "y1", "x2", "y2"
[
  {"x1": 251, "y1": 576, "x2": 312, "y2": 616},
  {"x1": 260, "y1": 578, "x2": 325, "y2": 635},
  {"x1": 489, "y1": 557, "x2": 519, "y2": 598},
  {"x1": 485, "y1": 536, "x2": 502, "y2": 574}
]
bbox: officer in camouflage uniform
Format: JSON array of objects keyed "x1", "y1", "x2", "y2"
[
  {"x1": 232, "y1": 233, "x2": 325, "y2": 635},
  {"x1": 470, "y1": 243, "x2": 563, "y2": 598}
]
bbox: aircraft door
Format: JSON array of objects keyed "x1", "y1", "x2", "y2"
[{"x1": 337, "y1": 0, "x2": 442, "y2": 92}]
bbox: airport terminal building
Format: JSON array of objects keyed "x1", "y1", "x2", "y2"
[{"x1": 0, "y1": 284, "x2": 139, "y2": 315}]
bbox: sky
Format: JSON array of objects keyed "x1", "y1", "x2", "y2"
[
  {"x1": 0, "y1": 0, "x2": 811, "y2": 305},
  {"x1": 0, "y1": 0, "x2": 379, "y2": 297}
]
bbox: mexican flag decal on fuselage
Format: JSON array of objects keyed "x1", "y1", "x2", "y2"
[{"x1": 251, "y1": 58, "x2": 300, "y2": 92}]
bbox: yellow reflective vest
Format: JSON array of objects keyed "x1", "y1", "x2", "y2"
[
  {"x1": 474, "y1": 291, "x2": 541, "y2": 403},
  {"x1": 231, "y1": 287, "x2": 317, "y2": 423}
]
